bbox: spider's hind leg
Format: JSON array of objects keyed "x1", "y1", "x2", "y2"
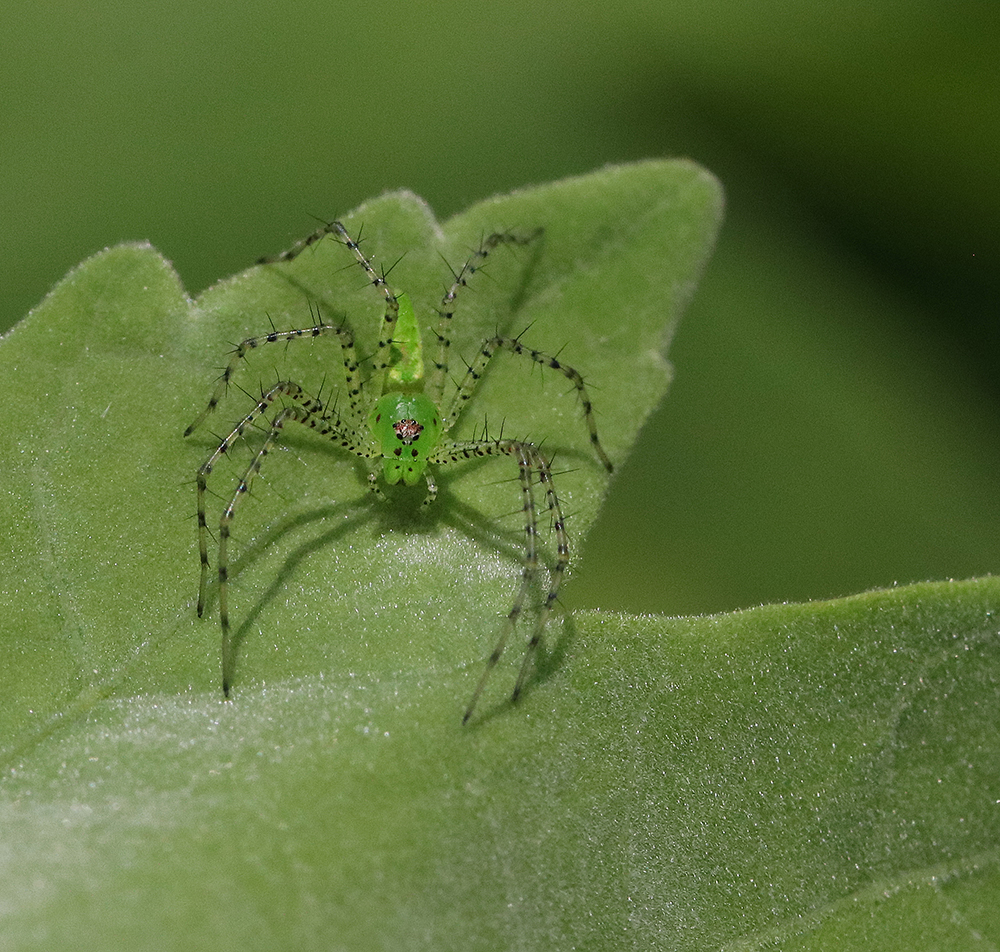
[
  {"x1": 428, "y1": 228, "x2": 543, "y2": 408},
  {"x1": 184, "y1": 310, "x2": 362, "y2": 438},
  {"x1": 444, "y1": 334, "x2": 613, "y2": 473},
  {"x1": 257, "y1": 219, "x2": 406, "y2": 402}
]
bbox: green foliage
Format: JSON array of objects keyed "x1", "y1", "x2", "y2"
[{"x1": 2, "y1": 161, "x2": 998, "y2": 950}]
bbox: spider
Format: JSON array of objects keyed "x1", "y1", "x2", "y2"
[{"x1": 185, "y1": 219, "x2": 613, "y2": 722}]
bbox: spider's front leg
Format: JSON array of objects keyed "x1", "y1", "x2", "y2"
[
  {"x1": 215, "y1": 402, "x2": 309, "y2": 696},
  {"x1": 189, "y1": 380, "x2": 370, "y2": 696},
  {"x1": 192, "y1": 382, "x2": 325, "y2": 618},
  {"x1": 432, "y1": 437, "x2": 568, "y2": 722}
]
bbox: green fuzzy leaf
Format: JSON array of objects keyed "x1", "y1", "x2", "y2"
[{"x1": 17, "y1": 162, "x2": 997, "y2": 949}]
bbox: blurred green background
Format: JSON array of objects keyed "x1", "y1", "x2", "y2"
[{"x1": 3, "y1": 0, "x2": 997, "y2": 616}]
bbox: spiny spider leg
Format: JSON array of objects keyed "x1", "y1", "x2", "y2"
[
  {"x1": 428, "y1": 228, "x2": 542, "y2": 406},
  {"x1": 199, "y1": 384, "x2": 375, "y2": 695},
  {"x1": 444, "y1": 336, "x2": 614, "y2": 473},
  {"x1": 255, "y1": 220, "x2": 344, "y2": 265},
  {"x1": 193, "y1": 380, "x2": 368, "y2": 613},
  {"x1": 258, "y1": 220, "x2": 401, "y2": 401},
  {"x1": 217, "y1": 403, "x2": 309, "y2": 696},
  {"x1": 430, "y1": 437, "x2": 568, "y2": 723},
  {"x1": 184, "y1": 309, "x2": 363, "y2": 437}
]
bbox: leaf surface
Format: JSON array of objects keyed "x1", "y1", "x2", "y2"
[{"x1": 24, "y1": 162, "x2": 1000, "y2": 950}]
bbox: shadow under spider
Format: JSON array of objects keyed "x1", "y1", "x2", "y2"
[{"x1": 210, "y1": 454, "x2": 579, "y2": 711}]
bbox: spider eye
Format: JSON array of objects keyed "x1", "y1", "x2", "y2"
[{"x1": 392, "y1": 418, "x2": 423, "y2": 444}]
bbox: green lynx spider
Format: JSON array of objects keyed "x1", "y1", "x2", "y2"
[{"x1": 185, "y1": 220, "x2": 613, "y2": 722}]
